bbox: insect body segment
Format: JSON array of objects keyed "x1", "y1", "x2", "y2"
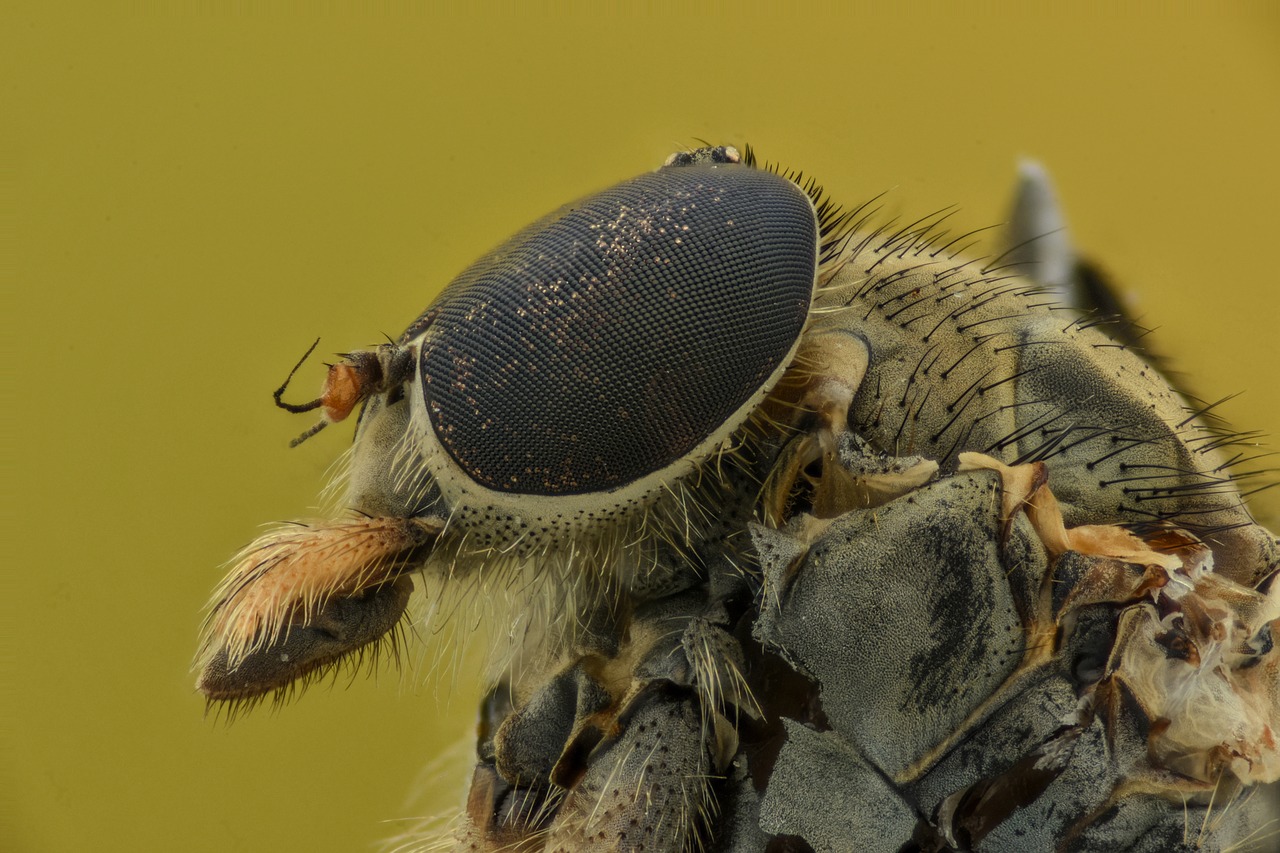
[{"x1": 196, "y1": 147, "x2": 1279, "y2": 850}]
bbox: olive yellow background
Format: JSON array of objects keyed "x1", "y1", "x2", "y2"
[{"x1": 6, "y1": 5, "x2": 1278, "y2": 852}]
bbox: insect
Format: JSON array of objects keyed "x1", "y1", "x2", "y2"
[{"x1": 196, "y1": 146, "x2": 1279, "y2": 851}]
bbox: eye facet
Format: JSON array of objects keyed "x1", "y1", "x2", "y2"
[{"x1": 410, "y1": 163, "x2": 819, "y2": 499}]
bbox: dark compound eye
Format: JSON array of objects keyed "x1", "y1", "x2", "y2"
[{"x1": 412, "y1": 164, "x2": 819, "y2": 496}]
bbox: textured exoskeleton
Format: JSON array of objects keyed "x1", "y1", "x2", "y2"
[{"x1": 196, "y1": 148, "x2": 1278, "y2": 851}]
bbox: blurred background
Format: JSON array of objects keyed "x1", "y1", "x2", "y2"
[{"x1": 5, "y1": 5, "x2": 1278, "y2": 851}]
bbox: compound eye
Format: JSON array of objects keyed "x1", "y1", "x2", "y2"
[{"x1": 415, "y1": 165, "x2": 820, "y2": 497}]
